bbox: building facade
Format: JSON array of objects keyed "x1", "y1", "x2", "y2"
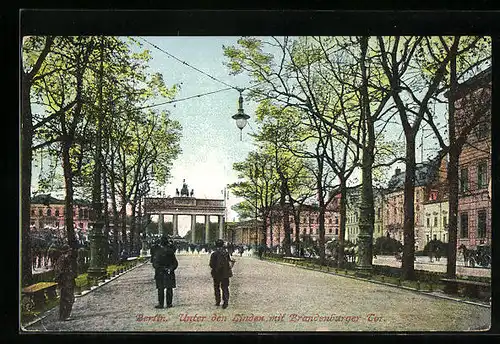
[
  {"x1": 422, "y1": 199, "x2": 449, "y2": 245},
  {"x1": 266, "y1": 194, "x2": 341, "y2": 247},
  {"x1": 454, "y1": 68, "x2": 492, "y2": 249},
  {"x1": 30, "y1": 194, "x2": 92, "y2": 235},
  {"x1": 383, "y1": 159, "x2": 443, "y2": 250}
]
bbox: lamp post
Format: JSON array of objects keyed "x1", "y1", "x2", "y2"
[{"x1": 231, "y1": 88, "x2": 250, "y2": 141}]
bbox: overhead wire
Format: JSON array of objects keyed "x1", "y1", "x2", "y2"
[
  {"x1": 137, "y1": 87, "x2": 234, "y2": 110},
  {"x1": 138, "y1": 36, "x2": 239, "y2": 91}
]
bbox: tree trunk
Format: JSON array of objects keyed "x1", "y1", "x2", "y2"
[
  {"x1": 21, "y1": 75, "x2": 33, "y2": 287},
  {"x1": 121, "y1": 181, "x2": 128, "y2": 247},
  {"x1": 446, "y1": 48, "x2": 459, "y2": 282},
  {"x1": 447, "y1": 147, "x2": 459, "y2": 281},
  {"x1": 62, "y1": 140, "x2": 78, "y2": 273},
  {"x1": 280, "y1": 182, "x2": 291, "y2": 256},
  {"x1": 130, "y1": 197, "x2": 137, "y2": 253},
  {"x1": 294, "y1": 209, "x2": 301, "y2": 257},
  {"x1": 358, "y1": 142, "x2": 375, "y2": 269},
  {"x1": 318, "y1": 206, "x2": 326, "y2": 265},
  {"x1": 338, "y1": 183, "x2": 347, "y2": 268},
  {"x1": 402, "y1": 136, "x2": 417, "y2": 280},
  {"x1": 317, "y1": 178, "x2": 326, "y2": 265},
  {"x1": 103, "y1": 166, "x2": 110, "y2": 237},
  {"x1": 109, "y1": 157, "x2": 119, "y2": 263}
]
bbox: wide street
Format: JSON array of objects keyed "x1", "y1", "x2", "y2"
[{"x1": 25, "y1": 254, "x2": 490, "y2": 332}]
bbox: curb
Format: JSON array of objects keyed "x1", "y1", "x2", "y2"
[
  {"x1": 22, "y1": 260, "x2": 150, "y2": 329},
  {"x1": 76, "y1": 260, "x2": 149, "y2": 298},
  {"x1": 264, "y1": 259, "x2": 491, "y2": 309}
]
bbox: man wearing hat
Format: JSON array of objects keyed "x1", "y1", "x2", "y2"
[
  {"x1": 54, "y1": 244, "x2": 76, "y2": 321},
  {"x1": 209, "y1": 239, "x2": 236, "y2": 309},
  {"x1": 153, "y1": 236, "x2": 178, "y2": 308}
]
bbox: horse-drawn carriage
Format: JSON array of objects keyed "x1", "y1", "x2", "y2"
[{"x1": 459, "y1": 244, "x2": 491, "y2": 268}]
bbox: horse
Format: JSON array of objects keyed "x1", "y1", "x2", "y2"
[{"x1": 459, "y1": 244, "x2": 476, "y2": 267}]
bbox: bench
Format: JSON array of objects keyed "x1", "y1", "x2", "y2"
[
  {"x1": 22, "y1": 282, "x2": 58, "y2": 309},
  {"x1": 440, "y1": 278, "x2": 490, "y2": 299},
  {"x1": 283, "y1": 256, "x2": 306, "y2": 265}
]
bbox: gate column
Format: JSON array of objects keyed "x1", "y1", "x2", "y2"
[
  {"x1": 218, "y1": 215, "x2": 224, "y2": 240},
  {"x1": 205, "y1": 215, "x2": 210, "y2": 244},
  {"x1": 158, "y1": 214, "x2": 164, "y2": 235},
  {"x1": 173, "y1": 214, "x2": 179, "y2": 237},
  {"x1": 191, "y1": 215, "x2": 196, "y2": 243}
]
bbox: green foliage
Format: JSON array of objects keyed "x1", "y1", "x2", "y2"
[
  {"x1": 373, "y1": 236, "x2": 403, "y2": 255},
  {"x1": 422, "y1": 240, "x2": 447, "y2": 256}
]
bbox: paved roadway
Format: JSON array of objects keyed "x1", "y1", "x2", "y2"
[
  {"x1": 373, "y1": 255, "x2": 490, "y2": 278},
  {"x1": 24, "y1": 253, "x2": 490, "y2": 332}
]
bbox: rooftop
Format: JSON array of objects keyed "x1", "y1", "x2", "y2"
[{"x1": 386, "y1": 158, "x2": 441, "y2": 192}]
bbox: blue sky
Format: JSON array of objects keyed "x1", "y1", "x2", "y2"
[{"x1": 137, "y1": 37, "x2": 260, "y2": 232}]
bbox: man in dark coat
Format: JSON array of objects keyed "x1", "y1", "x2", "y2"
[
  {"x1": 258, "y1": 245, "x2": 265, "y2": 260},
  {"x1": 209, "y1": 239, "x2": 235, "y2": 309},
  {"x1": 54, "y1": 244, "x2": 76, "y2": 321},
  {"x1": 153, "y1": 236, "x2": 178, "y2": 308}
]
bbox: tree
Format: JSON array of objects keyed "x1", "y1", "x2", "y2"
[
  {"x1": 418, "y1": 36, "x2": 491, "y2": 282},
  {"x1": 229, "y1": 150, "x2": 280, "y2": 246},
  {"x1": 21, "y1": 36, "x2": 55, "y2": 286}
]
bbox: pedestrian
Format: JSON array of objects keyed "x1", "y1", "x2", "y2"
[
  {"x1": 153, "y1": 236, "x2": 178, "y2": 309},
  {"x1": 258, "y1": 245, "x2": 264, "y2": 260},
  {"x1": 209, "y1": 239, "x2": 235, "y2": 309},
  {"x1": 435, "y1": 245, "x2": 441, "y2": 262},
  {"x1": 54, "y1": 244, "x2": 76, "y2": 321},
  {"x1": 238, "y1": 246, "x2": 244, "y2": 257}
]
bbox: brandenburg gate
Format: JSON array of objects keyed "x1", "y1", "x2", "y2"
[{"x1": 143, "y1": 180, "x2": 225, "y2": 243}]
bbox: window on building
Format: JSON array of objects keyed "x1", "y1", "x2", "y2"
[
  {"x1": 443, "y1": 216, "x2": 448, "y2": 228},
  {"x1": 39, "y1": 209, "x2": 43, "y2": 216},
  {"x1": 79, "y1": 222, "x2": 84, "y2": 228},
  {"x1": 55, "y1": 209, "x2": 60, "y2": 217},
  {"x1": 335, "y1": 228, "x2": 338, "y2": 235},
  {"x1": 78, "y1": 208, "x2": 83, "y2": 218},
  {"x1": 433, "y1": 234, "x2": 437, "y2": 241},
  {"x1": 434, "y1": 217, "x2": 438, "y2": 227},
  {"x1": 460, "y1": 167, "x2": 469, "y2": 193},
  {"x1": 426, "y1": 234, "x2": 429, "y2": 243},
  {"x1": 328, "y1": 228, "x2": 332, "y2": 234},
  {"x1": 31, "y1": 209, "x2": 35, "y2": 216},
  {"x1": 477, "y1": 210, "x2": 487, "y2": 238},
  {"x1": 335, "y1": 217, "x2": 339, "y2": 224},
  {"x1": 329, "y1": 218, "x2": 332, "y2": 224},
  {"x1": 460, "y1": 212, "x2": 469, "y2": 238},
  {"x1": 47, "y1": 209, "x2": 51, "y2": 216},
  {"x1": 427, "y1": 217, "x2": 430, "y2": 227},
  {"x1": 477, "y1": 161, "x2": 487, "y2": 190},
  {"x1": 55, "y1": 222, "x2": 60, "y2": 228}
]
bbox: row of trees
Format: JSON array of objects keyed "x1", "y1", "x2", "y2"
[
  {"x1": 225, "y1": 36, "x2": 491, "y2": 280},
  {"x1": 21, "y1": 36, "x2": 182, "y2": 286}
]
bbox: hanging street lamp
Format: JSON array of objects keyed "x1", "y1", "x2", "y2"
[{"x1": 231, "y1": 88, "x2": 250, "y2": 141}]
